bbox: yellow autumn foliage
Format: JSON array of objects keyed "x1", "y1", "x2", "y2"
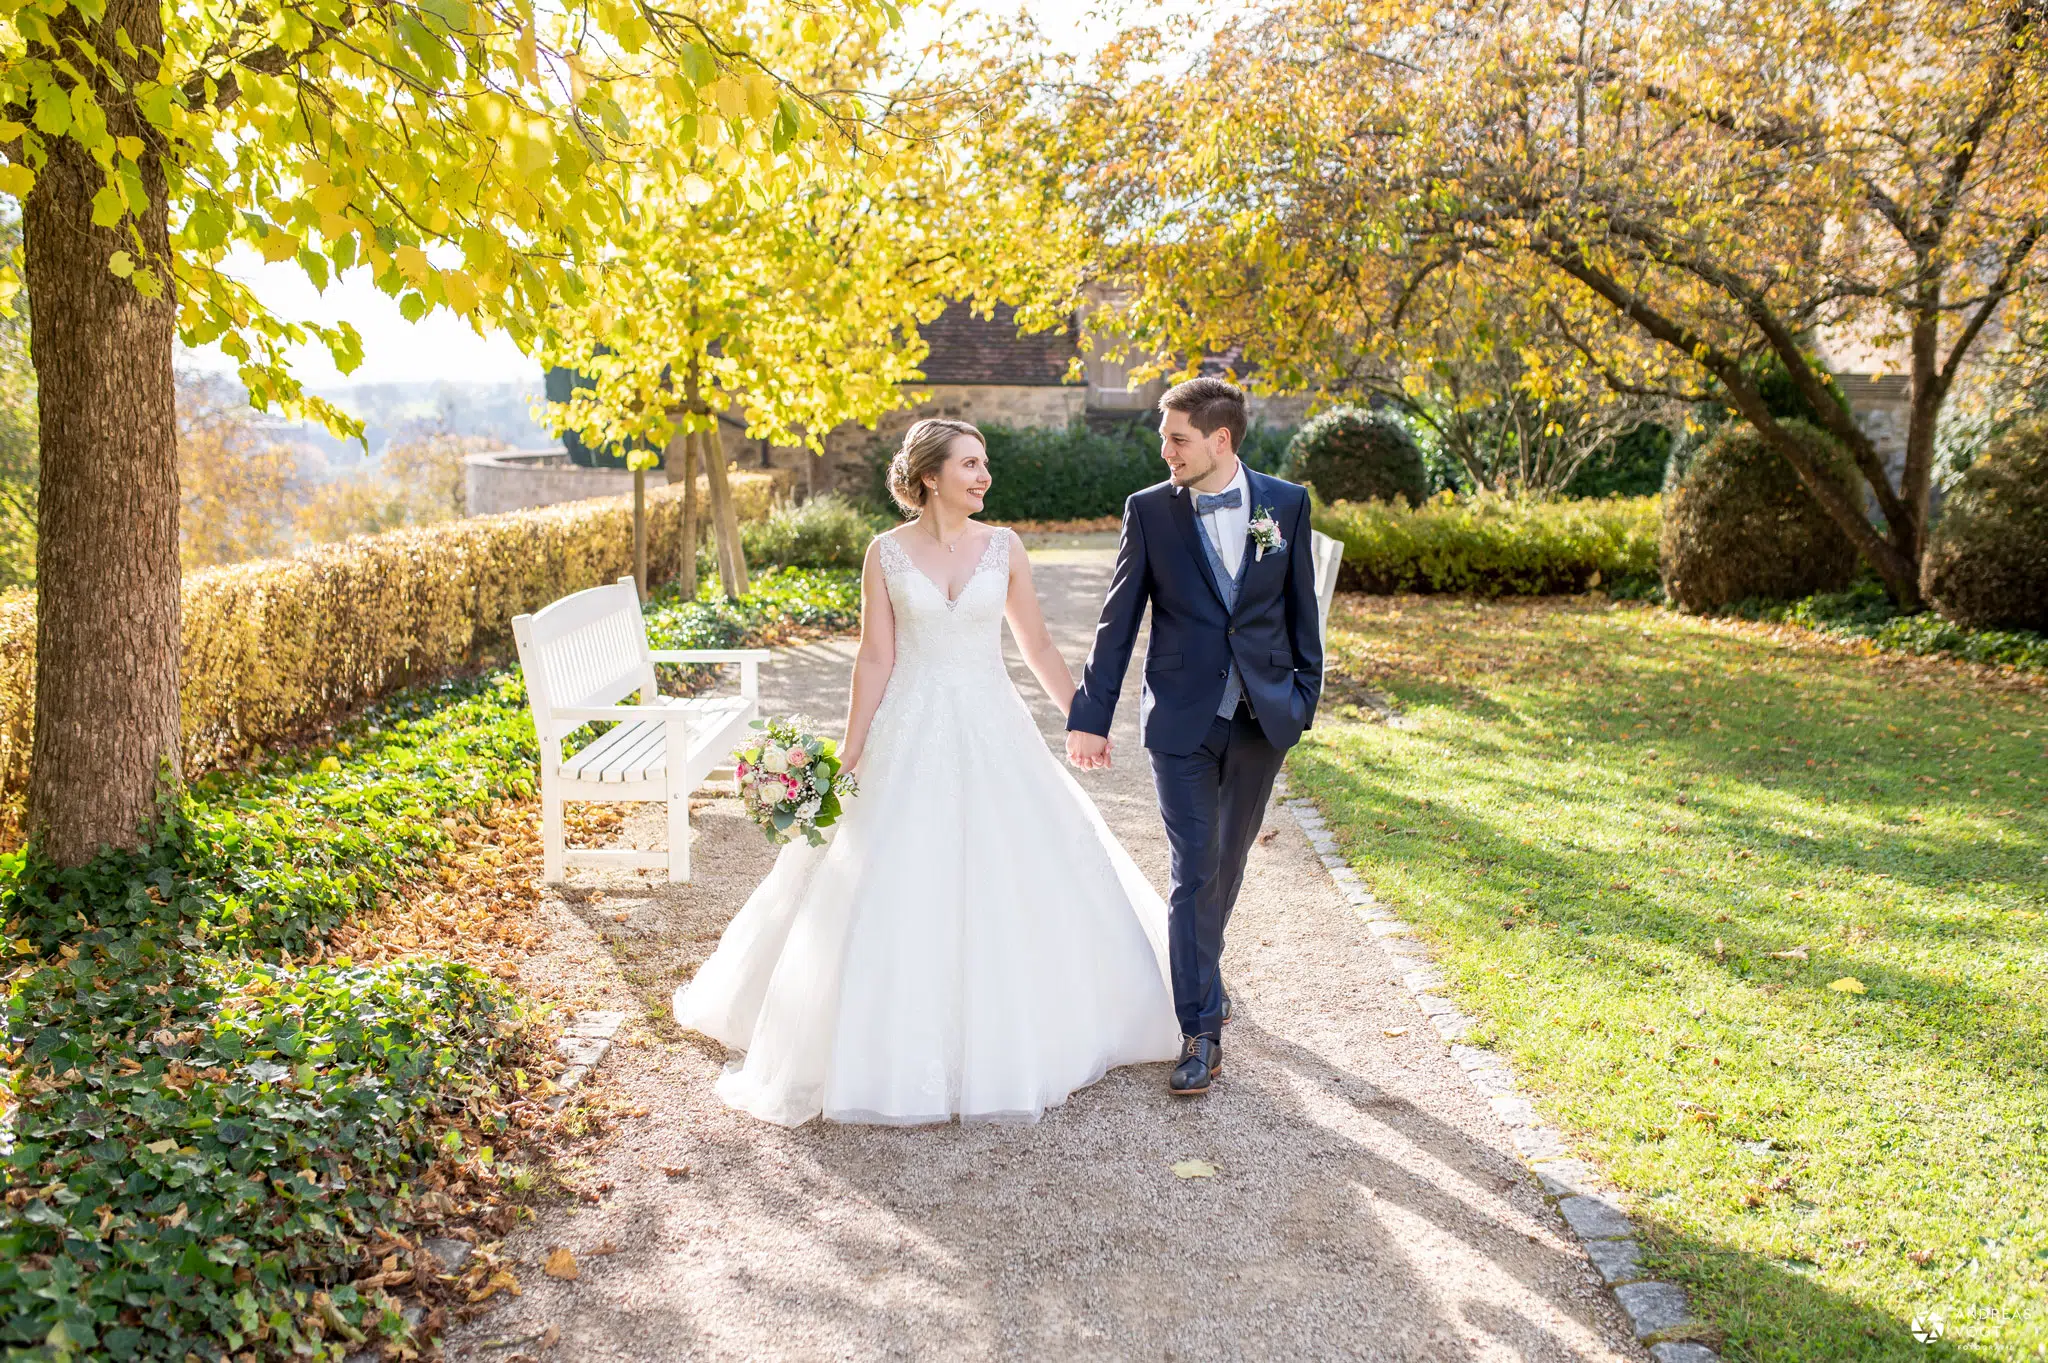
[{"x1": 0, "y1": 472, "x2": 779, "y2": 838}]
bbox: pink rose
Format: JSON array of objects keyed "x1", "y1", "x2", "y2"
[{"x1": 786, "y1": 746, "x2": 810, "y2": 768}]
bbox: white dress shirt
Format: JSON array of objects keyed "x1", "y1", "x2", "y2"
[{"x1": 1197, "y1": 461, "x2": 1250, "y2": 580}]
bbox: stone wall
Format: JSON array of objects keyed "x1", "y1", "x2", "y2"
[{"x1": 464, "y1": 449, "x2": 637, "y2": 518}]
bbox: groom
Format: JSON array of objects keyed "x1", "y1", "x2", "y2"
[{"x1": 1066, "y1": 377, "x2": 1323, "y2": 1096}]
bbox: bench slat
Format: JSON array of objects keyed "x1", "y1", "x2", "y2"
[
  {"x1": 594, "y1": 722, "x2": 668, "y2": 781},
  {"x1": 560, "y1": 718, "x2": 657, "y2": 781}
]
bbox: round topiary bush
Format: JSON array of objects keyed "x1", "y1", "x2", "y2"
[
  {"x1": 1283, "y1": 407, "x2": 1429, "y2": 506},
  {"x1": 1922, "y1": 416, "x2": 2048, "y2": 632},
  {"x1": 1658, "y1": 419, "x2": 1863, "y2": 612}
]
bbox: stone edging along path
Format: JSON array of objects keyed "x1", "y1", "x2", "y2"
[{"x1": 1279, "y1": 776, "x2": 1722, "y2": 1363}]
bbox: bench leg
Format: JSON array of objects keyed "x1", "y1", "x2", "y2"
[
  {"x1": 541, "y1": 776, "x2": 566, "y2": 884},
  {"x1": 666, "y1": 786, "x2": 690, "y2": 884}
]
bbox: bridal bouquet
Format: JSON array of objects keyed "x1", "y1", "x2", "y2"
[{"x1": 734, "y1": 716, "x2": 857, "y2": 846}]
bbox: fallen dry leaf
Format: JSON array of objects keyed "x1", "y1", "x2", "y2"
[
  {"x1": 660, "y1": 1165, "x2": 691, "y2": 1179},
  {"x1": 468, "y1": 1269, "x2": 521, "y2": 1303},
  {"x1": 588, "y1": 1242, "x2": 619, "y2": 1256},
  {"x1": 1828, "y1": 977, "x2": 1868, "y2": 994},
  {"x1": 541, "y1": 1324, "x2": 562, "y2": 1349},
  {"x1": 1257, "y1": 827, "x2": 1278, "y2": 844},
  {"x1": 1382, "y1": 1027, "x2": 1409, "y2": 1038},
  {"x1": 544, "y1": 1247, "x2": 578, "y2": 1281},
  {"x1": 1171, "y1": 1159, "x2": 1220, "y2": 1179},
  {"x1": 1767, "y1": 948, "x2": 1809, "y2": 961}
]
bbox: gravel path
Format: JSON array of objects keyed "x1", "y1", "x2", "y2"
[{"x1": 448, "y1": 549, "x2": 1645, "y2": 1363}]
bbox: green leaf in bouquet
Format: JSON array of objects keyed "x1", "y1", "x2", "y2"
[{"x1": 771, "y1": 810, "x2": 794, "y2": 831}]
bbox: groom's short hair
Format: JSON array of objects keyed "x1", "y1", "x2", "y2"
[{"x1": 1159, "y1": 377, "x2": 1248, "y2": 458}]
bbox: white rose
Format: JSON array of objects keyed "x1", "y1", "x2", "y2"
[
  {"x1": 755, "y1": 783, "x2": 781, "y2": 807},
  {"x1": 795, "y1": 797, "x2": 822, "y2": 821},
  {"x1": 762, "y1": 748, "x2": 788, "y2": 774}
]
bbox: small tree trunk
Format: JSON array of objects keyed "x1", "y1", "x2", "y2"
[
  {"x1": 666, "y1": 428, "x2": 699, "y2": 598},
  {"x1": 700, "y1": 429, "x2": 751, "y2": 598},
  {"x1": 632, "y1": 467, "x2": 647, "y2": 600},
  {"x1": 23, "y1": 0, "x2": 183, "y2": 866}
]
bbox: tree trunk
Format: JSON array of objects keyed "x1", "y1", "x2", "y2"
[
  {"x1": 632, "y1": 467, "x2": 647, "y2": 600},
  {"x1": 664, "y1": 427, "x2": 698, "y2": 598},
  {"x1": 699, "y1": 429, "x2": 750, "y2": 598},
  {"x1": 22, "y1": 0, "x2": 182, "y2": 866}
]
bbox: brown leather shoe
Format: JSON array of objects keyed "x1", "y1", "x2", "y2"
[{"x1": 1169, "y1": 1034, "x2": 1221, "y2": 1095}]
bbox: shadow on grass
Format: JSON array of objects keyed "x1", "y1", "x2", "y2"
[{"x1": 1293, "y1": 744, "x2": 2047, "y2": 1101}]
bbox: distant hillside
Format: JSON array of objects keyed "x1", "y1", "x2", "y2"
[{"x1": 288, "y1": 378, "x2": 557, "y2": 466}]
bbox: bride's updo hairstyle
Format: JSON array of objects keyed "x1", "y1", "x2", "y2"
[{"x1": 887, "y1": 418, "x2": 985, "y2": 516}]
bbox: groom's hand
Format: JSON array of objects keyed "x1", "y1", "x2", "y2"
[{"x1": 1066, "y1": 730, "x2": 1112, "y2": 770}]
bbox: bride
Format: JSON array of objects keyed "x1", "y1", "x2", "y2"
[{"x1": 673, "y1": 418, "x2": 1181, "y2": 1125}]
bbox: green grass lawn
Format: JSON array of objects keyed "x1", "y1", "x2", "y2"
[{"x1": 1289, "y1": 595, "x2": 2048, "y2": 1362}]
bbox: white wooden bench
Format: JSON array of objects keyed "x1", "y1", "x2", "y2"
[
  {"x1": 513, "y1": 576, "x2": 770, "y2": 883},
  {"x1": 1309, "y1": 528, "x2": 1345, "y2": 648}
]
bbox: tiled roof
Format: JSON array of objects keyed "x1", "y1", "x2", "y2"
[{"x1": 916, "y1": 302, "x2": 1079, "y2": 387}]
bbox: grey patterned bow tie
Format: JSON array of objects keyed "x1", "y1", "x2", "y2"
[{"x1": 1195, "y1": 488, "x2": 1241, "y2": 514}]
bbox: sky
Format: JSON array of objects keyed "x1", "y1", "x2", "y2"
[{"x1": 177, "y1": 0, "x2": 1179, "y2": 392}]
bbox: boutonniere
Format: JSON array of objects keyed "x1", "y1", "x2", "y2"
[{"x1": 1248, "y1": 506, "x2": 1286, "y2": 561}]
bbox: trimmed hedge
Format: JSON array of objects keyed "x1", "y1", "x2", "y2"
[
  {"x1": 868, "y1": 419, "x2": 1292, "y2": 523},
  {"x1": 1922, "y1": 415, "x2": 2048, "y2": 632},
  {"x1": 0, "y1": 473, "x2": 782, "y2": 839},
  {"x1": 971, "y1": 422, "x2": 1163, "y2": 522},
  {"x1": 1313, "y1": 494, "x2": 1659, "y2": 596},
  {"x1": 1658, "y1": 421, "x2": 1861, "y2": 612}
]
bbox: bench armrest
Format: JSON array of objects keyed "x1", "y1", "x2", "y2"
[
  {"x1": 647, "y1": 648, "x2": 769, "y2": 701},
  {"x1": 647, "y1": 649, "x2": 774, "y2": 663}
]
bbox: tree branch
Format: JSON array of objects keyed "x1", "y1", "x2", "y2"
[{"x1": 1938, "y1": 218, "x2": 2043, "y2": 392}]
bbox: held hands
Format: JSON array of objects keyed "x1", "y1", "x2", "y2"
[{"x1": 1065, "y1": 730, "x2": 1113, "y2": 771}]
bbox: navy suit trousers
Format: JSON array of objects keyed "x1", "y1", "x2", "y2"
[{"x1": 1149, "y1": 705, "x2": 1288, "y2": 1039}]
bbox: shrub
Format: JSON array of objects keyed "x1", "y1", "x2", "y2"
[
  {"x1": 740, "y1": 494, "x2": 885, "y2": 570},
  {"x1": 1730, "y1": 579, "x2": 2048, "y2": 674},
  {"x1": 1658, "y1": 420, "x2": 1861, "y2": 612},
  {"x1": 1312, "y1": 494, "x2": 1659, "y2": 596},
  {"x1": 1921, "y1": 415, "x2": 2048, "y2": 632},
  {"x1": 1284, "y1": 407, "x2": 1429, "y2": 507}
]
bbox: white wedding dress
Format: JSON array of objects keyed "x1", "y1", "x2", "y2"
[{"x1": 673, "y1": 529, "x2": 1181, "y2": 1126}]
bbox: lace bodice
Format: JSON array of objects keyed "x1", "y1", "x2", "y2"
[{"x1": 873, "y1": 529, "x2": 1012, "y2": 685}]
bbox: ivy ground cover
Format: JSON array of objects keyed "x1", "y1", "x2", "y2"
[
  {"x1": 0, "y1": 570, "x2": 858, "y2": 1362},
  {"x1": 1290, "y1": 595, "x2": 2047, "y2": 1361}
]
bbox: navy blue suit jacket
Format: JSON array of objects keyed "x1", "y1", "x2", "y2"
[{"x1": 1067, "y1": 469, "x2": 1323, "y2": 757}]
